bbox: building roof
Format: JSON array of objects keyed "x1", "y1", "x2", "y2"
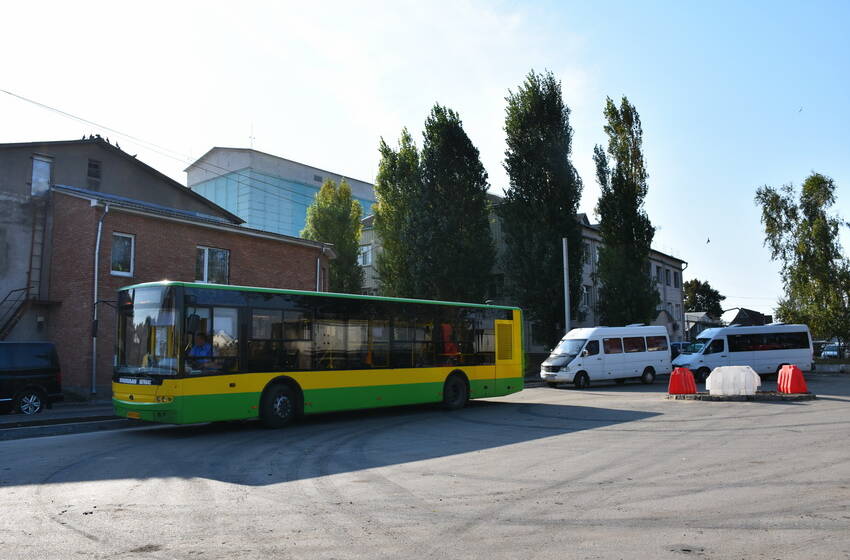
[
  {"x1": 53, "y1": 184, "x2": 336, "y2": 258},
  {"x1": 0, "y1": 137, "x2": 245, "y2": 224},
  {"x1": 186, "y1": 146, "x2": 375, "y2": 194}
]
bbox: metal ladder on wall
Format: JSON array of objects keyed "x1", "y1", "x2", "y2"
[{"x1": 0, "y1": 202, "x2": 48, "y2": 339}]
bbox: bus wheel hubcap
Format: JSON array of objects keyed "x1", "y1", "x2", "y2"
[{"x1": 273, "y1": 395, "x2": 291, "y2": 418}]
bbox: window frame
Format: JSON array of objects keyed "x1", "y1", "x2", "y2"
[
  {"x1": 31, "y1": 154, "x2": 53, "y2": 196},
  {"x1": 358, "y1": 244, "x2": 373, "y2": 266},
  {"x1": 195, "y1": 245, "x2": 230, "y2": 284},
  {"x1": 110, "y1": 232, "x2": 135, "y2": 277}
]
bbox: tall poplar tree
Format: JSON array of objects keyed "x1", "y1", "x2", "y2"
[
  {"x1": 373, "y1": 129, "x2": 421, "y2": 297},
  {"x1": 301, "y1": 179, "x2": 363, "y2": 293},
  {"x1": 594, "y1": 96, "x2": 659, "y2": 325},
  {"x1": 499, "y1": 70, "x2": 584, "y2": 347},
  {"x1": 756, "y1": 172, "x2": 850, "y2": 345},
  {"x1": 412, "y1": 103, "x2": 494, "y2": 302}
]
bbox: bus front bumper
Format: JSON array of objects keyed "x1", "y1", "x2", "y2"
[
  {"x1": 113, "y1": 398, "x2": 181, "y2": 423},
  {"x1": 540, "y1": 370, "x2": 575, "y2": 383}
]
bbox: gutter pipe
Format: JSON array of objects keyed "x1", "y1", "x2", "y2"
[{"x1": 92, "y1": 203, "x2": 109, "y2": 395}]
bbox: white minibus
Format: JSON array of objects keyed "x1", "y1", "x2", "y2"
[
  {"x1": 672, "y1": 324, "x2": 813, "y2": 381},
  {"x1": 540, "y1": 326, "x2": 672, "y2": 388}
]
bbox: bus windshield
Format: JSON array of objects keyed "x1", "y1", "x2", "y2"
[
  {"x1": 683, "y1": 338, "x2": 710, "y2": 354},
  {"x1": 117, "y1": 286, "x2": 179, "y2": 376},
  {"x1": 551, "y1": 338, "x2": 587, "y2": 359}
]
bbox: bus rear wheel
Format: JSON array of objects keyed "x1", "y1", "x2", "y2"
[
  {"x1": 640, "y1": 368, "x2": 656, "y2": 384},
  {"x1": 442, "y1": 374, "x2": 469, "y2": 410},
  {"x1": 260, "y1": 384, "x2": 298, "y2": 428}
]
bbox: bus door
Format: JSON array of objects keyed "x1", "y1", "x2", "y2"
[{"x1": 494, "y1": 319, "x2": 520, "y2": 395}]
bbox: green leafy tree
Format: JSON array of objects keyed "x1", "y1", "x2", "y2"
[
  {"x1": 594, "y1": 96, "x2": 659, "y2": 325},
  {"x1": 499, "y1": 70, "x2": 584, "y2": 347},
  {"x1": 755, "y1": 172, "x2": 850, "y2": 346},
  {"x1": 683, "y1": 279, "x2": 726, "y2": 318},
  {"x1": 301, "y1": 179, "x2": 363, "y2": 293},
  {"x1": 410, "y1": 104, "x2": 494, "y2": 302},
  {"x1": 373, "y1": 129, "x2": 421, "y2": 297}
]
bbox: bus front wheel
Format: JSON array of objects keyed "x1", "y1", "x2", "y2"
[
  {"x1": 573, "y1": 372, "x2": 590, "y2": 389},
  {"x1": 442, "y1": 374, "x2": 469, "y2": 410},
  {"x1": 260, "y1": 383, "x2": 298, "y2": 428},
  {"x1": 696, "y1": 368, "x2": 710, "y2": 382}
]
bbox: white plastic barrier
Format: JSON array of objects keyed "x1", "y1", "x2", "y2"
[{"x1": 706, "y1": 366, "x2": 761, "y2": 396}]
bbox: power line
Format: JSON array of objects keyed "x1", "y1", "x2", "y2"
[{"x1": 0, "y1": 89, "x2": 373, "y2": 212}]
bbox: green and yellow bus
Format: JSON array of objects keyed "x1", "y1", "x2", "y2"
[{"x1": 112, "y1": 281, "x2": 524, "y2": 427}]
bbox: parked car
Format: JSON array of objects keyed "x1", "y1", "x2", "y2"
[
  {"x1": 820, "y1": 344, "x2": 844, "y2": 359},
  {"x1": 0, "y1": 342, "x2": 63, "y2": 415},
  {"x1": 670, "y1": 341, "x2": 689, "y2": 359}
]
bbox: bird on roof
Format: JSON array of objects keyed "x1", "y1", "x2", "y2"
[{"x1": 706, "y1": 237, "x2": 710, "y2": 244}]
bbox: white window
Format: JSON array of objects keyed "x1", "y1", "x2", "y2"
[
  {"x1": 196, "y1": 246, "x2": 229, "y2": 284},
  {"x1": 31, "y1": 154, "x2": 53, "y2": 196},
  {"x1": 358, "y1": 244, "x2": 373, "y2": 266},
  {"x1": 110, "y1": 233, "x2": 135, "y2": 277},
  {"x1": 582, "y1": 285, "x2": 592, "y2": 308}
]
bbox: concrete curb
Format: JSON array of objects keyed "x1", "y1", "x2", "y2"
[
  {"x1": 665, "y1": 391, "x2": 816, "y2": 401},
  {"x1": 0, "y1": 419, "x2": 135, "y2": 442},
  {"x1": 0, "y1": 414, "x2": 118, "y2": 429}
]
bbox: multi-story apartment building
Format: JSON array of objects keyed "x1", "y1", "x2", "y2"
[
  {"x1": 186, "y1": 147, "x2": 376, "y2": 238},
  {"x1": 572, "y1": 213, "x2": 687, "y2": 342},
  {"x1": 360, "y1": 204, "x2": 688, "y2": 347}
]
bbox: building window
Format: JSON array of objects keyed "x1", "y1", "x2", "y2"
[
  {"x1": 358, "y1": 244, "x2": 373, "y2": 266},
  {"x1": 111, "y1": 233, "x2": 135, "y2": 276},
  {"x1": 582, "y1": 285, "x2": 592, "y2": 308},
  {"x1": 196, "y1": 246, "x2": 229, "y2": 284},
  {"x1": 674, "y1": 271, "x2": 680, "y2": 288},
  {"x1": 31, "y1": 154, "x2": 53, "y2": 196},
  {"x1": 87, "y1": 159, "x2": 102, "y2": 190},
  {"x1": 665, "y1": 269, "x2": 671, "y2": 286},
  {"x1": 655, "y1": 265, "x2": 662, "y2": 283}
]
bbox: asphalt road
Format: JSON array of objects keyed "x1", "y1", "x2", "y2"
[{"x1": 1, "y1": 376, "x2": 849, "y2": 560}]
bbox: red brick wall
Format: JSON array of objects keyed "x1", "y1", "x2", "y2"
[{"x1": 48, "y1": 193, "x2": 328, "y2": 397}]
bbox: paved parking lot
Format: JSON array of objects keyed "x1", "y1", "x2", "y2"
[{"x1": 1, "y1": 374, "x2": 848, "y2": 559}]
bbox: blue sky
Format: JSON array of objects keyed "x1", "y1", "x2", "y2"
[{"x1": 2, "y1": 0, "x2": 848, "y2": 315}]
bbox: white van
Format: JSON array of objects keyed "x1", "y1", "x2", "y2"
[
  {"x1": 540, "y1": 326, "x2": 672, "y2": 388},
  {"x1": 672, "y1": 324, "x2": 813, "y2": 381}
]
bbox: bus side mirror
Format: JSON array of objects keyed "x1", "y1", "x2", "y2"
[
  {"x1": 186, "y1": 314, "x2": 200, "y2": 334},
  {"x1": 581, "y1": 349, "x2": 589, "y2": 357}
]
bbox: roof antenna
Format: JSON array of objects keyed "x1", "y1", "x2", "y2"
[{"x1": 249, "y1": 123, "x2": 255, "y2": 149}]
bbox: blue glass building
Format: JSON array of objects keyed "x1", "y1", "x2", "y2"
[{"x1": 186, "y1": 147, "x2": 375, "y2": 238}]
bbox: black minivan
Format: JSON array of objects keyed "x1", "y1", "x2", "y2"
[{"x1": 0, "y1": 342, "x2": 63, "y2": 415}]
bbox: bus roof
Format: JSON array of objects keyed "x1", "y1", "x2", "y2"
[
  {"x1": 696, "y1": 324, "x2": 810, "y2": 339},
  {"x1": 562, "y1": 325, "x2": 668, "y2": 339},
  {"x1": 118, "y1": 280, "x2": 521, "y2": 311}
]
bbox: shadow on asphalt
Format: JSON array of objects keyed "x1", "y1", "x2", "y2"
[{"x1": 4, "y1": 400, "x2": 660, "y2": 487}]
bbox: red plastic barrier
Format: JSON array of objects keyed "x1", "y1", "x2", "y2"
[
  {"x1": 778, "y1": 364, "x2": 808, "y2": 393},
  {"x1": 668, "y1": 367, "x2": 697, "y2": 394}
]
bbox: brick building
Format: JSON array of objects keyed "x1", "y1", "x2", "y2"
[{"x1": 0, "y1": 138, "x2": 334, "y2": 398}]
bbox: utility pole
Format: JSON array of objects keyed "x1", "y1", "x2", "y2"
[{"x1": 563, "y1": 237, "x2": 570, "y2": 334}]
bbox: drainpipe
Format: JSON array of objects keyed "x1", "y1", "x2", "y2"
[
  {"x1": 315, "y1": 246, "x2": 326, "y2": 292},
  {"x1": 92, "y1": 203, "x2": 109, "y2": 395}
]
